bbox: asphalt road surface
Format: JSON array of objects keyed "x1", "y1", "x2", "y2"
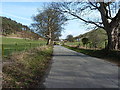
[{"x1": 43, "y1": 45, "x2": 119, "y2": 88}]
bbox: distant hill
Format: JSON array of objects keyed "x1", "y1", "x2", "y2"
[
  {"x1": 1, "y1": 16, "x2": 43, "y2": 40},
  {"x1": 74, "y1": 28, "x2": 108, "y2": 48}
]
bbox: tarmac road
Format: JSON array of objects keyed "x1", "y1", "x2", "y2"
[{"x1": 43, "y1": 45, "x2": 119, "y2": 88}]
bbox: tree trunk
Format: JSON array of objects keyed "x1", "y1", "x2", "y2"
[
  {"x1": 46, "y1": 27, "x2": 53, "y2": 45},
  {"x1": 106, "y1": 30, "x2": 112, "y2": 50},
  {"x1": 113, "y1": 26, "x2": 119, "y2": 50},
  {"x1": 106, "y1": 25, "x2": 120, "y2": 50},
  {"x1": 99, "y1": 3, "x2": 120, "y2": 51},
  {"x1": 118, "y1": 33, "x2": 120, "y2": 49},
  {"x1": 46, "y1": 38, "x2": 52, "y2": 45}
]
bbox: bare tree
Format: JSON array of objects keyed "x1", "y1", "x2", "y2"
[
  {"x1": 52, "y1": 1, "x2": 120, "y2": 50},
  {"x1": 32, "y1": 5, "x2": 67, "y2": 45}
]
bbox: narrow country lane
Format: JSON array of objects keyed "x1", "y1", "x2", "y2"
[{"x1": 43, "y1": 45, "x2": 119, "y2": 88}]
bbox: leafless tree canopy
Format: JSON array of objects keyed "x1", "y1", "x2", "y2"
[{"x1": 32, "y1": 4, "x2": 67, "y2": 45}]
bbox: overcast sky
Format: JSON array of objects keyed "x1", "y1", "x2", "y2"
[{"x1": 1, "y1": 2, "x2": 99, "y2": 39}]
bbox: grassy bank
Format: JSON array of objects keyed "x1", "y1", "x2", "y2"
[
  {"x1": 64, "y1": 45, "x2": 120, "y2": 65},
  {"x1": 2, "y1": 37, "x2": 46, "y2": 57},
  {"x1": 3, "y1": 46, "x2": 53, "y2": 88}
]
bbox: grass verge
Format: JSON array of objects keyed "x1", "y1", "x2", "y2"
[
  {"x1": 3, "y1": 45, "x2": 53, "y2": 88},
  {"x1": 63, "y1": 45, "x2": 120, "y2": 66}
]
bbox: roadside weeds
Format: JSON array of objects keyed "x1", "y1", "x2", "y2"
[{"x1": 2, "y1": 46, "x2": 53, "y2": 88}]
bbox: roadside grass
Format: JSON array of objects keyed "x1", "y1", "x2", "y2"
[
  {"x1": 3, "y1": 46, "x2": 53, "y2": 88},
  {"x1": 2, "y1": 37, "x2": 46, "y2": 57},
  {"x1": 63, "y1": 45, "x2": 120, "y2": 65},
  {"x1": 65, "y1": 42, "x2": 81, "y2": 46}
]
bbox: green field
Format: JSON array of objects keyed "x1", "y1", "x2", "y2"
[
  {"x1": 65, "y1": 42, "x2": 81, "y2": 46},
  {"x1": 2, "y1": 37, "x2": 46, "y2": 57}
]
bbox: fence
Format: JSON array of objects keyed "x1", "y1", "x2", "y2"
[{"x1": 2, "y1": 42, "x2": 45, "y2": 57}]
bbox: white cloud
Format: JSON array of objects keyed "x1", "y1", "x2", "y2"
[{"x1": 3, "y1": 12, "x2": 32, "y2": 21}]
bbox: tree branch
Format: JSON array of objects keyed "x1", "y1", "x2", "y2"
[
  {"x1": 110, "y1": 9, "x2": 120, "y2": 27},
  {"x1": 63, "y1": 10, "x2": 104, "y2": 29},
  {"x1": 108, "y1": 4, "x2": 112, "y2": 18},
  {"x1": 88, "y1": 1, "x2": 100, "y2": 10}
]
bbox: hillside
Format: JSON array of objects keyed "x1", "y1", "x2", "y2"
[
  {"x1": 1, "y1": 16, "x2": 43, "y2": 40},
  {"x1": 74, "y1": 28, "x2": 108, "y2": 48}
]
